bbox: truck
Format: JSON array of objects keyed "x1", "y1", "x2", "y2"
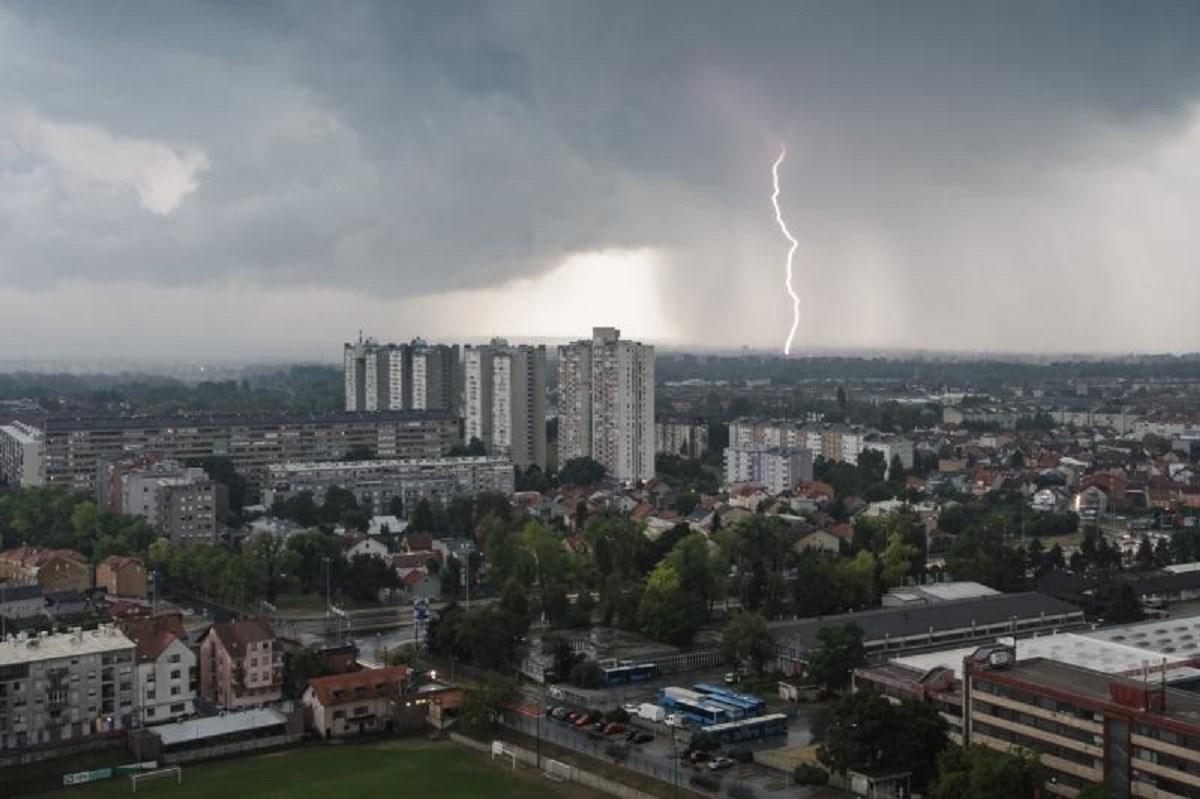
[
  {"x1": 637, "y1": 703, "x2": 666, "y2": 723},
  {"x1": 664, "y1": 713, "x2": 687, "y2": 728}
]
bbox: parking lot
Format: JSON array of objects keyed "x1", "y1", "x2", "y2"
[{"x1": 511, "y1": 671, "x2": 833, "y2": 797}]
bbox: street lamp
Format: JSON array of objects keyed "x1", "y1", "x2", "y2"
[{"x1": 322, "y1": 556, "x2": 332, "y2": 631}]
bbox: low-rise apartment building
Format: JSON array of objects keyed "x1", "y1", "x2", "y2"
[
  {"x1": 723, "y1": 444, "x2": 813, "y2": 495},
  {"x1": 303, "y1": 667, "x2": 408, "y2": 739},
  {"x1": 198, "y1": 618, "x2": 282, "y2": 710},
  {"x1": 95, "y1": 555, "x2": 148, "y2": 599},
  {"x1": 119, "y1": 614, "x2": 196, "y2": 725},
  {"x1": 0, "y1": 547, "x2": 92, "y2": 594},
  {"x1": 262, "y1": 455, "x2": 515, "y2": 516},
  {"x1": 41, "y1": 410, "x2": 462, "y2": 498},
  {"x1": 0, "y1": 625, "x2": 137, "y2": 753}
]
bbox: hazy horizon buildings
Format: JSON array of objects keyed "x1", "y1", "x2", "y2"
[{"x1": 559, "y1": 327, "x2": 654, "y2": 483}]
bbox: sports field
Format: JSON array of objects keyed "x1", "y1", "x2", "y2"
[{"x1": 37, "y1": 740, "x2": 592, "y2": 799}]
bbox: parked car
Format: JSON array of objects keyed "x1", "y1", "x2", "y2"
[
  {"x1": 574, "y1": 715, "x2": 592, "y2": 727},
  {"x1": 622, "y1": 703, "x2": 640, "y2": 715},
  {"x1": 688, "y1": 751, "x2": 713, "y2": 764},
  {"x1": 630, "y1": 731, "x2": 654, "y2": 744},
  {"x1": 708, "y1": 757, "x2": 735, "y2": 771},
  {"x1": 603, "y1": 723, "x2": 625, "y2": 735},
  {"x1": 563, "y1": 710, "x2": 580, "y2": 722}
]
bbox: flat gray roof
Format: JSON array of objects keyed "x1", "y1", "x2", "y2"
[
  {"x1": 154, "y1": 708, "x2": 287, "y2": 747},
  {"x1": 770, "y1": 592, "x2": 1083, "y2": 651}
]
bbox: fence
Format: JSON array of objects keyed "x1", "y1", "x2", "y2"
[
  {"x1": 161, "y1": 733, "x2": 302, "y2": 765},
  {"x1": 450, "y1": 732, "x2": 662, "y2": 799}
]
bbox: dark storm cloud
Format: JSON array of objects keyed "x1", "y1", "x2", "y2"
[{"x1": 2, "y1": 0, "x2": 1200, "y2": 353}]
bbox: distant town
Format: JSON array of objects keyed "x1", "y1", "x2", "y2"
[{"x1": 4, "y1": 333, "x2": 1200, "y2": 798}]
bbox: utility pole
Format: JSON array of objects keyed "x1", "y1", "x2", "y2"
[{"x1": 323, "y1": 555, "x2": 332, "y2": 632}]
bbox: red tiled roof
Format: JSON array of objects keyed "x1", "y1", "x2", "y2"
[
  {"x1": 0, "y1": 546, "x2": 88, "y2": 567},
  {"x1": 100, "y1": 555, "x2": 144, "y2": 572},
  {"x1": 307, "y1": 667, "x2": 408, "y2": 707},
  {"x1": 120, "y1": 613, "x2": 187, "y2": 663},
  {"x1": 206, "y1": 617, "x2": 275, "y2": 657}
]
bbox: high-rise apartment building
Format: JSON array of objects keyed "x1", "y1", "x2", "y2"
[
  {"x1": 0, "y1": 421, "x2": 44, "y2": 488},
  {"x1": 411, "y1": 340, "x2": 460, "y2": 413},
  {"x1": 344, "y1": 337, "x2": 458, "y2": 413},
  {"x1": 464, "y1": 340, "x2": 547, "y2": 470},
  {"x1": 558, "y1": 327, "x2": 654, "y2": 483}
]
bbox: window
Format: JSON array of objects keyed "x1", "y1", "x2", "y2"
[
  {"x1": 171, "y1": 687, "x2": 180, "y2": 696},
  {"x1": 169, "y1": 654, "x2": 181, "y2": 664},
  {"x1": 146, "y1": 708, "x2": 155, "y2": 718},
  {"x1": 170, "y1": 703, "x2": 185, "y2": 713},
  {"x1": 170, "y1": 670, "x2": 181, "y2": 680}
]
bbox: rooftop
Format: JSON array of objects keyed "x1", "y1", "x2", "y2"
[
  {"x1": 154, "y1": 707, "x2": 287, "y2": 748},
  {"x1": 269, "y1": 455, "x2": 512, "y2": 474},
  {"x1": 0, "y1": 625, "x2": 134, "y2": 666},
  {"x1": 1082, "y1": 616, "x2": 1200, "y2": 657},
  {"x1": 993, "y1": 658, "x2": 1200, "y2": 727},
  {"x1": 770, "y1": 592, "x2": 1083, "y2": 650},
  {"x1": 42, "y1": 409, "x2": 457, "y2": 433},
  {"x1": 894, "y1": 631, "x2": 1190, "y2": 681}
]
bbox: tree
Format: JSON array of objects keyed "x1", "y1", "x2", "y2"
[
  {"x1": 818, "y1": 690, "x2": 948, "y2": 789},
  {"x1": 410, "y1": 498, "x2": 435, "y2": 532},
  {"x1": 929, "y1": 744, "x2": 1044, "y2": 799},
  {"x1": 793, "y1": 764, "x2": 829, "y2": 786},
  {"x1": 807, "y1": 623, "x2": 866, "y2": 691},
  {"x1": 720, "y1": 612, "x2": 774, "y2": 675},
  {"x1": 559, "y1": 456, "x2": 606, "y2": 487},
  {"x1": 1096, "y1": 578, "x2": 1145, "y2": 624},
  {"x1": 458, "y1": 674, "x2": 518, "y2": 729},
  {"x1": 386, "y1": 495, "x2": 404, "y2": 519},
  {"x1": 568, "y1": 659, "x2": 603, "y2": 689},
  {"x1": 637, "y1": 561, "x2": 705, "y2": 645},
  {"x1": 281, "y1": 648, "x2": 330, "y2": 699},
  {"x1": 880, "y1": 531, "x2": 919, "y2": 589},
  {"x1": 342, "y1": 554, "x2": 400, "y2": 602},
  {"x1": 448, "y1": 437, "x2": 487, "y2": 457}
]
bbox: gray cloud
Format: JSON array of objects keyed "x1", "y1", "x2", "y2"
[{"x1": 1, "y1": 1, "x2": 1200, "y2": 355}]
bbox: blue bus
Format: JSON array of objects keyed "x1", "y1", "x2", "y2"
[
  {"x1": 599, "y1": 661, "x2": 657, "y2": 686},
  {"x1": 693, "y1": 683, "x2": 767, "y2": 717},
  {"x1": 659, "y1": 687, "x2": 733, "y2": 726},
  {"x1": 703, "y1": 713, "x2": 789, "y2": 744}
]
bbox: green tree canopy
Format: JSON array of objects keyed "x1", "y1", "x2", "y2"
[{"x1": 807, "y1": 623, "x2": 866, "y2": 690}]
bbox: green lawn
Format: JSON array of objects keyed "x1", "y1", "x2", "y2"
[{"x1": 37, "y1": 741, "x2": 576, "y2": 799}]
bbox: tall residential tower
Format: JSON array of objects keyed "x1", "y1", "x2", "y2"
[
  {"x1": 558, "y1": 327, "x2": 654, "y2": 483},
  {"x1": 463, "y1": 340, "x2": 546, "y2": 470}
]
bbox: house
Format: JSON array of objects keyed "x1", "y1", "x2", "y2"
[
  {"x1": 96, "y1": 555, "x2": 149, "y2": 599},
  {"x1": 345, "y1": 535, "x2": 390, "y2": 562},
  {"x1": 1030, "y1": 487, "x2": 1066, "y2": 513},
  {"x1": 119, "y1": 613, "x2": 197, "y2": 724},
  {"x1": 728, "y1": 485, "x2": 769, "y2": 511},
  {"x1": 401, "y1": 570, "x2": 441, "y2": 601},
  {"x1": 796, "y1": 530, "x2": 841, "y2": 554},
  {"x1": 1074, "y1": 485, "x2": 1109, "y2": 519},
  {"x1": 367, "y1": 515, "x2": 407, "y2": 537},
  {"x1": 0, "y1": 547, "x2": 92, "y2": 594},
  {"x1": 303, "y1": 667, "x2": 409, "y2": 739},
  {"x1": 401, "y1": 532, "x2": 434, "y2": 553},
  {"x1": 432, "y1": 537, "x2": 476, "y2": 562},
  {"x1": 198, "y1": 618, "x2": 283, "y2": 710}
]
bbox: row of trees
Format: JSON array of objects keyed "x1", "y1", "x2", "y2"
[{"x1": 0, "y1": 487, "x2": 154, "y2": 561}]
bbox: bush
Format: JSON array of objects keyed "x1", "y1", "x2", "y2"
[
  {"x1": 729, "y1": 747, "x2": 754, "y2": 763},
  {"x1": 585, "y1": 709, "x2": 603, "y2": 724},
  {"x1": 605, "y1": 707, "x2": 630, "y2": 723},
  {"x1": 793, "y1": 764, "x2": 829, "y2": 786}
]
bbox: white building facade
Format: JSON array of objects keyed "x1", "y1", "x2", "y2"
[
  {"x1": 0, "y1": 421, "x2": 44, "y2": 488},
  {"x1": 724, "y1": 445, "x2": 814, "y2": 495},
  {"x1": 463, "y1": 341, "x2": 547, "y2": 470}
]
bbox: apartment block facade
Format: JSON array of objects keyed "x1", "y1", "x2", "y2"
[
  {"x1": 656, "y1": 420, "x2": 709, "y2": 459},
  {"x1": 198, "y1": 618, "x2": 282, "y2": 711},
  {"x1": 0, "y1": 421, "x2": 44, "y2": 488},
  {"x1": 40, "y1": 410, "x2": 461, "y2": 498},
  {"x1": 263, "y1": 455, "x2": 515, "y2": 516},
  {"x1": 723, "y1": 444, "x2": 814, "y2": 495},
  {"x1": 729, "y1": 418, "x2": 912, "y2": 469},
  {"x1": 344, "y1": 338, "x2": 460, "y2": 413},
  {"x1": 0, "y1": 626, "x2": 137, "y2": 752},
  {"x1": 463, "y1": 340, "x2": 546, "y2": 470},
  {"x1": 559, "y1": 327, "x2": 654, "y2": 483}
]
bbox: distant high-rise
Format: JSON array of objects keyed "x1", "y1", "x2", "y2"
[
  {"x1": 463, "y1": 340, "x2": 546, "y2": 470},
  {"x1": 558, "y1": 327, "x2": 654, "y2": 483},
  {"x1": 343, "y1": 337, "x2": 457, "y2": 413}
]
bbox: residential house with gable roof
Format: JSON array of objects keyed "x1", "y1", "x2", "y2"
[
  {"x1": 197, "y1": 618, "x2": 282, "y2": 710},
  {"x1": 119, "y1": 613, "x2": 196, "y2": 724}
]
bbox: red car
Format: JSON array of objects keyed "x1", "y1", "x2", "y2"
[{"x1": 602, "y1": 723, "x2": 625, "y2": 735}]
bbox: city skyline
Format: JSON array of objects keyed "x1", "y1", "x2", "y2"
[{"x1": 2, "y1": 2, "x2": 1200, "y2": 357}]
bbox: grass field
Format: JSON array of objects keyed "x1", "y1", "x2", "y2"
[{"x1": 36, "y1": 740, "x2": 593, "y2": 799}]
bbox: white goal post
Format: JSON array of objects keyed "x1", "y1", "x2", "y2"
[
  {"x1": 490, "y1": 740, "x2": 517, "y2": 771},
  {"x1": 542, "y1": 759, "x2": 570, "y2": 782},
  {"x1": 130, "y1": 766, "x2": 182, "y2": 792}
]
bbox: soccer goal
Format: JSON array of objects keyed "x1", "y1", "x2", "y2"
[
  {"x1": 490, "y1": 740, "x2": 517, "y2": 771},
  {"x1": 130, "y1": 766, "x2": 182, "y2": 792},
  {"x1": 542, "y1": 759, "x2": 570, "y2": 782}
]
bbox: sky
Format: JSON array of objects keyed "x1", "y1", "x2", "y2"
[{"x1": 2, "y1": 1, "x2": 1200, "y2": 360}]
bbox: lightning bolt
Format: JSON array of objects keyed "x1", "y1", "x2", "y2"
[{"x1": 771, "y1": 146, "x2": 800, "y2": 356}]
